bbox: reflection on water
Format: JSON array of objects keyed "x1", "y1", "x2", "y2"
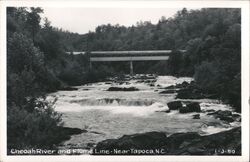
[{"x1": 47, "y1": 75, "x2": 240, "y2": 150}]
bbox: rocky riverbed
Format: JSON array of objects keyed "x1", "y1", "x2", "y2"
[{"x1": 47, "y1": 74, "x2": 241, "y2": 155}]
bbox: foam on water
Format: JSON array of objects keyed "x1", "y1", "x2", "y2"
[
  {"x1": 155, "y1": 76, "x2": 193, "y2": 87},
  {"x1": 200, "y1": 120, "x2": 241, "y2": 135},
  {"x1": 200, "y1": 102, "x2": 234, "y2": 111},
  {"x1": 201, "y1": 126, "x2": 232, "y2": 135},
  {"x1": 55, "y1": 100, "x2": 168, "y2": 117}
]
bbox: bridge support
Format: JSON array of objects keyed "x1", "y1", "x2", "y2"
[
  {"x1": 89, "y1": 61, "x2": 92, "y2": 70},
  {"x1": 130, "y1": 61, "x2": 133, "y2": 75}
]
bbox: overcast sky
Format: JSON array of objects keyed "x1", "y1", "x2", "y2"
[{"x1": 42, "y1": 8, "x2": 186, "y2": 34}]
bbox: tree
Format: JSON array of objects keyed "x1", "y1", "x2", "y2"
[
  {"x1": 26, "y1": 7, "x2": 43, "y2": 43},
  {"x1": 167, "y1": 50, "x2": 183, "y2": 75},
  {"x1": 7, "y1": 32, "x2": 44, "y2": 74},
  {"x1": 7, "y1": 7, "x2": 64, "y2": 150}
]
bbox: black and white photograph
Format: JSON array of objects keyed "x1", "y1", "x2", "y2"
[{"x1": 0, "y1": 0, "x2": 249, "y2": 162}]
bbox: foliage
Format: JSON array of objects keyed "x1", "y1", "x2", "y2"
[
  {"x1": 167, "y1": 50, "x2": 184, "y2": 76},
  {"x1": 26, "y1": 7, "x2": 44, "y2": 42},
  {"x1": 7, "y1": 32, "x2": 44, "y2": 74},
  {"x1": 194, "y1": 61, "x2": 220, "y2": 93},
  {"x1": 7, "y1": 7, "x2": 64, "y2": 149},
  {"x1": 7, "y1": 99, "x2": 62, "y2": 149}
]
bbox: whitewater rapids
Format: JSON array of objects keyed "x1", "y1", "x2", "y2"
[{"x1": 47, "y1": 75, "x2": 240, "y2": 150}]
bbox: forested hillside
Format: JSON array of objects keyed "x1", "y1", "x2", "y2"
[
  {"x1": 7, "y1": 7, "x2": 241, "y2": 150},
  {"x1": 78, "y1": 8, "x2": 241, "y2": 111},
  {"x1": 7, "y1": 7, "x2": 90, "y2": 150}
]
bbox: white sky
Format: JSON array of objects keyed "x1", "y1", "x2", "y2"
[{"x1": 42, "y1": 8, "x2": 185, "y2": 34}]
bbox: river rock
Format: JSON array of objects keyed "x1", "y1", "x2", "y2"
[
  {"x1": 136, "y1": 80, "x2": 144, "y2": 83},
  {"x1": 217, "y1": 110, "x2": 234, "y2": 122},
  {"x1": 206, "y1": 109, "x2": 216, "y2": 113},
  {"x1": 217, "y1": 110, "x2": 232, "y2": 116},
  {"x1": 175, "y1": 81, "x2": 206, "y2": 99},
  {"x1": 107, "y1": 87, "x2": 139, "y2": 91},
  {"x1": 164, "y1": 85, "x2": 175, "y2": 89},
  {"x1": 175, "y1": 81, "x2": 189, "y2": 89},
  {"x1": 94, "y1": 132, "x2": 167, "y2": 154},
  {"x1": 207, "y1": 110, "x2": 235, "y2": 123},
  {"x1": 144, "y1": 80, "x2": 151, "y2": 83},
  {"x1": 219, "y1": 116, "x2": 234, "y2": 123},
  {"x1": 149, "y1": 83, "x2": 155, "y2": 87},
  {"x1": 136, "y1": 75, "x2": 156, "y2": 80},
  {"x1": 159, "y1": 89, "x2": 176, "y2": 94},
  {"x1": 232, "y1": 114, "x2": 241, "y2": 118},
  {"x1": 93, "y1": 127, "x2": 241, "y2": 155},
  {"x1": 187, "y1": 102, "x2": 201, "y2": 112},
  {"x1": 165, "y1": 109, "x2": 171, "y2": 113},
  {"x1": 193, "y1": 114, "x2": 200, "y2": 119},
  {"x1": 179, "y1": 102, "x2": 201, "y2": 113},
  {"x1": 175, "y1": 81, "x2": 219, "y2": 100},
  {"x1": 167, "y1": 101, "x2": 183, "y2": 110}
]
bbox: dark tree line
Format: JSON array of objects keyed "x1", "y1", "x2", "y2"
[
  {"x1": 7, "y1": 7, "x2": 95, "y2": 150},
  {"x1": 7, "y1": 7, "x2": 241, "y2": 149}
]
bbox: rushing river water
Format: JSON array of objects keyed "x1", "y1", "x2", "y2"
[{"x1": 47, "y1": 75, "x2": 240, "y2": 151}]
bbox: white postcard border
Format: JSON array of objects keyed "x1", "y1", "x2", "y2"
[{"x1": 0, "y1": 1, "x2": 249, "y2": 162}]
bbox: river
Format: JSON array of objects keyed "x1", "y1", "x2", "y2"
[{"x1": 47, "y1": 74, "x2": 241, "y2": 151}]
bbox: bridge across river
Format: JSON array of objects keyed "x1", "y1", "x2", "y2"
[{"x1": 67, "y1": 50, "x2": 186, "y2": 74}]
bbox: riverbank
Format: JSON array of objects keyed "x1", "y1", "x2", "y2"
[{"x1": 93, "y1": 126, "x2": 241, "y2": 155}]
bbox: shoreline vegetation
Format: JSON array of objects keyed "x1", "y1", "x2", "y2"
[{"x1": 7, "y1": 7, "x2": 241, "y2": 154}]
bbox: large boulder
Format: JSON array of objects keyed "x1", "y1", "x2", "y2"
[
  {"x1": 167, "y1": 101, "x2": 183, "y2": 110},
  {"x1": 217, "y1": 110, "x2": 232, "y2": 116},
  {"x1": 207, "y1": 110, "x2": 235, "y2": 123},
  {"x1": 187, "y1": 102, "x2": 201, "y2": 112},
  {"x1": 219, "y1": 116, "x2": 235, "y2": 123},
  {"x1": 179, "y1": 107, "x2": 189, "y2": 113},
  {"x1": 94, "y1": 132, "x2": 167, "y2": 155},
  {"x1": 179, "y1": 102, "x2": 201, "y2": 113},
  {"x1": 93, "y1": 127, "x2": 241, "y2": 155}
]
